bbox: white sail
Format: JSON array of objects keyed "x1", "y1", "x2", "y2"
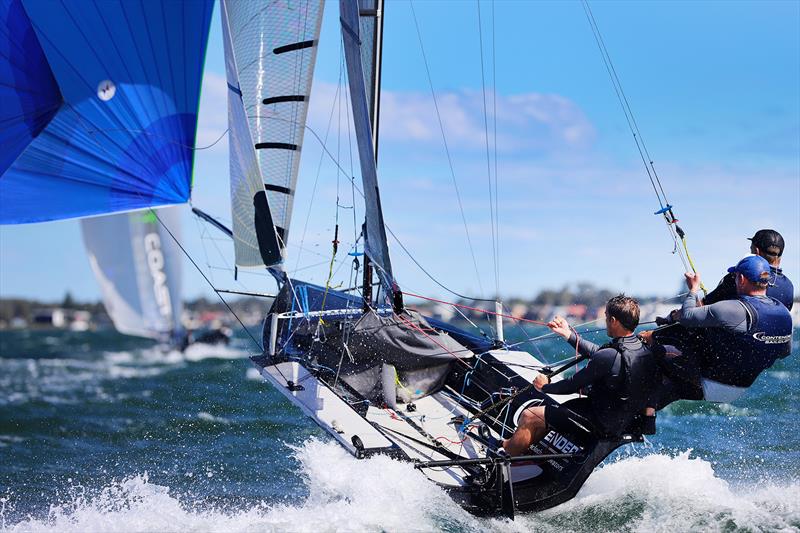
[
  {"x1": 221, "y1": 0, "x2": 324, "y2": 269},
  {"x1": 81, "y1": 207, "x2": 183, "y2": 340}
]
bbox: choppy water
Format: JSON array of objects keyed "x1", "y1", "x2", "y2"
[{"x1": 0, "y1": 327, "x2": 798, "y2": 532}]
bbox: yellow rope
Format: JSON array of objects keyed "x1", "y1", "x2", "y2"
[
  {"x1": 681, "y1": 237, "x2": 708, "y2": 296},
  {"x1": 395, "y1": 372, "x2": 417, "y2": 396}
]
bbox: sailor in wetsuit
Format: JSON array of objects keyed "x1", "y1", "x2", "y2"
[
  {"x1": 642, "y1": 255, "x2": 793, "y2": 408},
  {"x1": 702, "y1": 229, "x2": 793, "y2": 310},
  {"x1": 501, "y1": 295, "x2": 659, "y2": 456}
]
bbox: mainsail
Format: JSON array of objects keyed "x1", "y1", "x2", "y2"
[
  {"x1": 340, "y1": 0, "x2": 395, "y2": 294},
  {"x1": 81, "y1": 207, "x2": 183, "y2": 341},
  {"x1": 0, "y1": 0, "x2": 213, "y2": 224},
  {"x1": 220, "y1": 0, "x2": 324, "y2": 269}
]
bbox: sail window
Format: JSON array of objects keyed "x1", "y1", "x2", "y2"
[{"x1": 96, "y1": 80, "x2": 116, "y2": 101}]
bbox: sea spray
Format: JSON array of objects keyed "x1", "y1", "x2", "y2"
[
  {"x1": 525, "y1": 450, "x2": 800, "y2": 532},
  {"x1": 3, "y1": 441, "x2": 799, "y2": 533}
]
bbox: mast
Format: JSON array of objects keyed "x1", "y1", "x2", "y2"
[
  {"x1": 360, "y1": 0, "x2": 385, "y2": 160},
  {"x1": 357, "y1": 0, "x2": 385, "y2": 311},
  {"x1": 340, "y1": 0, "x2": 399, "y2": 310}
]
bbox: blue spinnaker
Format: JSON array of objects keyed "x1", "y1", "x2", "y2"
[{"x1": 0, "y1": 0, "x2": 213, "y2": 224}]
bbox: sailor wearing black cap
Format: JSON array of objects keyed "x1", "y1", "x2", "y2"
[
  {"x1": 643, "y1": 255, "x2": 793, "y2": 407},
  {"x1": 704, "y1": 229, "x2": 794, "y2": 310}
]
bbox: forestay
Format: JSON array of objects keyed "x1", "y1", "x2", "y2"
[
  {"x1": 81, "y1": 207, "x2": 184, "y2": 341},
  {"x1": 0, "y1": 0, "x2": 213, "y2": 224},
  {"x1": 220, "y1": 0, "x2": 324, "y2": 269}
]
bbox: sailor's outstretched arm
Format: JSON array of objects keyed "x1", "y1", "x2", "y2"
[{"x1": 679, "y1": 292, "x2": 748, "y2": 331}]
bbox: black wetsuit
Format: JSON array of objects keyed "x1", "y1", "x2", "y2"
[
  {"x1": 541, "y1": 335, "x2": 658, "y2": 437},
  {"x1": 704, "y1": 267, "x2": 794, "y2": 310}
]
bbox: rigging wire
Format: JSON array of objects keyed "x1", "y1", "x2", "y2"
[
  {"x1": 408, "y1": 0, "x2": 485, "y2": 298},
  {"x1": 274, "y1": 110, "x2": 497, "y2": 302},
  {"x1": 146, "y1": 207, "x2": 299, "y2": 387},
  {"x1": 476, "y1": 0, "x2": 500, "y2": 297},
  {"x1": 580, "y1": 1, "x2": 706, "y2": 292},
  {"x1": 292, "y1": 57, "x2": 345, "y2": 276},
  {"x1": 491, "y1": 0, "x2": 500, "y2": 298},
  {"x1": 251, "y1": 102, "x2": 495, "y2": 302}
]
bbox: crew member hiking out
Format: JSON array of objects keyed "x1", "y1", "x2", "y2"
[
  {"x1": 703, "y1": 229, "x2": 794, "y2": 310},
  {"x1": 642, "y1": 255, "x2": 793, "y2": 408},
  {"x1": 499, "y1": 295, "x2": 659, "y2": 457}
]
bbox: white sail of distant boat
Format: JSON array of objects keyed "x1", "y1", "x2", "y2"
[{"x1": 81, "y1": 207, "x2": 184, "y2": 342}]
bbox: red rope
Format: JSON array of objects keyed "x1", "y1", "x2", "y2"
[
  {"x1": 434, "y1": 435, "x2": 467, "y2": 445},
  {"x1": 403, "y1": 291, "x2": 548, "y2": 326}
]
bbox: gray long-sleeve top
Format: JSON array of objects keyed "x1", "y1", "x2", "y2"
[
  {"x1": 539, "y1": 334, "x2": 640, "y2": 395},
  {"x1": 679, "y1": 292, "x2": 751, "y2": 332}
]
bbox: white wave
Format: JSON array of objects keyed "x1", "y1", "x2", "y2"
[
  {"x1": 105, "y1": 366, "x2": 166, "y2": 380},
  {"x1": 103, "y1": 343, "x2": 248, "y2": 365},
  {"x1": 1, "y1": 440, "x2": 482, "y2": 533},
  {"x1": 245, "y1": 367, "x2": 262, "y2": 381},
  {"x1": 196, "y1": 412, "x2": 231, "y2": 425},
  {"x1": 181, "y1": 343, "x2": 249, "y2": 362},
  {"x1": 0, "y1": 435, "x2": 26, "y2": 448},
  {"x1": 3, "y1": 444, "x2": 798, "y2": 533},
  {"x1": 526, "y1": 450, "x2": 800, "y2": 532},
  {"x1": 768, "y1": 370, "x2": 797, "y2": 381}
]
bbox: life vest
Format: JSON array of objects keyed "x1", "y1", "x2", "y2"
[
  {"x1": 589, "y1": 336, "x2": 659, "y2": 437},
  {"x1": 699, "y1": 296, "x2": 792, "y2": 388},
  {"x1": 769, "y1": 268, "x2": 794, "y2": 311}
]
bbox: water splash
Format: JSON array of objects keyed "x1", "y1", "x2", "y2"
[{"x1": 2, "y1": 442, "x2": 798, "y2": 533}]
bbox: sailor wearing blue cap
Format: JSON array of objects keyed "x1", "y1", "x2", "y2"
[{"x1": 642, "y1": 255, "x2": 793, "y2": 407}]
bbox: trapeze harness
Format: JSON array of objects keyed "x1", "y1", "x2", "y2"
[
  {"x1": 696, "y1": 295, "x2": 792, "y2": 402},
  {"x1": 587, "y1": 336, "x2": 658, "y2": 438}
]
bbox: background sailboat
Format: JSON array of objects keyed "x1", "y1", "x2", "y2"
[{"x1": 80, "y1": 207, "x2": 185, "y2": 345}]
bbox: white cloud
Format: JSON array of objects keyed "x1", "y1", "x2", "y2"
[{"x1": 306, "y1": 82, "x2": 595, "y2": 156}]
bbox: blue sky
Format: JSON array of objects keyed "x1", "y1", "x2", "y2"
[{"x1": 1, "y1": 0, "x2": 798, "y2": 304}]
